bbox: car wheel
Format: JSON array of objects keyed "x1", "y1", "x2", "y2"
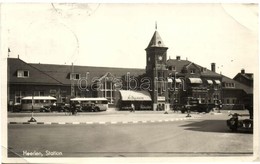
[{"x1": 94, "y1": 107, "x2": 100, "y2": 112}]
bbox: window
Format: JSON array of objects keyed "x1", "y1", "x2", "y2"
[
  {"x1": 17, "y1": 70, "x2": 29, "y2": 78},
  {"x1": 233, "y1": 99, "x2": 236, "y2": 104},
  {"x1": 169, "y1": 66, "x2": 176, "y2": 71},
  {"x1": 225, "y1": 83, "x2": 235, "y2": 88},
  {"x1": 202, "y1": 67, "x2": 207, "y2": 72},
  {"x1": 15, "y1": 91, "x2": 25, "y2": 104},
  {"x1": 39, "y1": 91, "x2": 44, "y2": 96},
  {"x1": 70, "y1": 73, "x2": 81, "y2": 80},
  {"x1": 190, "y1": 69, "x2": 195, "y2": 74},
  {"x1": 227, "y1": 99, "x2": 230, "y2": 104}
]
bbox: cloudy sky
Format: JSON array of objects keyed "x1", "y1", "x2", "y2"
[{"x1": 1, "y1": 3, "x2": 258, "y2": 78}]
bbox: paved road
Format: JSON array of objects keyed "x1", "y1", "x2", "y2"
[{"x1": 7, "y1": 113, "x2": 253, "y2": 158}]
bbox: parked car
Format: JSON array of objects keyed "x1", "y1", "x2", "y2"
[
  {"x1": 12, "y1": 103, "x2": 22, "y2": 112},
  {"x1": 50, "y1": 102, "x2": 70, "y2": 112}
]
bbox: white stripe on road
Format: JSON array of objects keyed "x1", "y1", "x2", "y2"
[{"x1": 9, "y1": 117, "x2": 202, "y2": 125}]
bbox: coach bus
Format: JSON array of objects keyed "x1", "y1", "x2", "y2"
[
  {"x1": 21, "y1": 96, "x2": 56, "y2": 112},
  {"x1": 70, "y1": 97, "x2": 108, "y2": 112}
]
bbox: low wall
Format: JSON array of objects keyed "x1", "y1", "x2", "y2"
[{"x1": 222, "y1": 104, "x2": 245, "y2": 110}]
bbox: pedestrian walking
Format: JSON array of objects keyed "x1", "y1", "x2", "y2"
[{"x1": 131, "y1": 103, "x2": 135, "y2": 112}]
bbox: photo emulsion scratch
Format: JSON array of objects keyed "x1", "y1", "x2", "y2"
[{"x1": 1, "y1": 3, "x2": 259, "y2": 163}]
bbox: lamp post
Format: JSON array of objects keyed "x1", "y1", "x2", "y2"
[{"x1": 28, "y1": 92, "x2": 36, "y2": 122}]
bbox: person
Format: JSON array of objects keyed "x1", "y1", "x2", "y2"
[
  {"x1": 71, "y1": 102, "x2": 76, "y2": 115},
  {"x1": 218, "y1": 100, "x2": 222, "y2": 113},
  {"x1": 131, "y1": 103, "x2": 135, "y2": 112}
]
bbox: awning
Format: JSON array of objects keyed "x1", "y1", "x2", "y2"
[
  {"x1": 206, "y1": 80, "x2": 213, "y2": 84},
  {"x1": 175, "y1": 79, "x2": 182, "y2": 83},
  {"x1": 214, "y1": 80, "x2": 221, "y2": 85},
  {"x1": 168, "y1": 78, "x2": 181, "y2": 83},
  {"x1": 188, "y1": 78, "x2": 202, "y2": 84},
  {"x1": 119, "y1": 90, "x2": 152, "y2": 101}
]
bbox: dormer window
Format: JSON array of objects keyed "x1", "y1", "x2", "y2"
[
  {"x1": 201, "y1": 67, "x2": 207, "y2": 72},
  {"x1": 168, "y1": 66, "x2": 176, "y2": 71},
  {"x1": 17, "y1": 70, "x2": 29, "y2": 78},
  {"x1": 70, "y1": 73, "x2": 81, "y2": 80}
]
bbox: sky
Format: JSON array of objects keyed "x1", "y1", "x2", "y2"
[{"x1": 1, "y1": 3, "x2": 258, "y2": 78}]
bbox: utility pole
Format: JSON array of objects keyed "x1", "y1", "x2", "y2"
[{"x1": 71, "y1": 63, "x2": 75, "y2": 97}]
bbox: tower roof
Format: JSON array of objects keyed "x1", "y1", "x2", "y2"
[{"x1": 146, "y1": 31, "x2": 167, "y2": 49}]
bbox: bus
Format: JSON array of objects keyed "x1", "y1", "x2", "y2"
[
  {"x1": 70, "y1": 97, "x2": 108, "y2": 112},
  {"x1": 21, "y1": 96, "x2": 57, "y2": 112}
]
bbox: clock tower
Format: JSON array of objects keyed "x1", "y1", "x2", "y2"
[{"x1": 145, "y1": 29, "x2": 169, "y2": 111}]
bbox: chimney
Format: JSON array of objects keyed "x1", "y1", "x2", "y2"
[
  {"x1": 211, "y1": 63, "x2": 216, "y2": 72},
  {"x1": 241, "y1": 69, "x2": 245, "y2": 74},
  {"x1": 176, "y1": 56, "x2": 181, "y2": 60}
]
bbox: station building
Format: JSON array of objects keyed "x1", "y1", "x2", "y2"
[{"x1": 7, "y1": 29, "x2": 253, "y2": 111}]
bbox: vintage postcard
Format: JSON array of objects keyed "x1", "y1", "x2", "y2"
[{"x1": 1, "y1": 2, "x2": 259, "y2": 163}]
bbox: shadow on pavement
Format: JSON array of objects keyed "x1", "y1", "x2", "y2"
[{"x1": 180, "y1": 120, "x2": 253, "y2": 134}]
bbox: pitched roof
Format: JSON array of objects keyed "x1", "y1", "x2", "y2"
[
  {"x1": 166, "y1": 58, "x2": 252, "y2": 94},
  {"x1": 166, "y1": 59, "x2": 221, "y2": 77},
  {"x1": 146, "y1": 31, "x2": 167, "y2": 48},
  {"x1": 31, "y1": 63, "x2": 145, "y2": 85},
  {"x1": 8, "y1": 58, "x2": 62, "y2": 85},
  {"x1": 8, "y1": 58, "x2": 252, "y2": 95},
  {"x1": 222, "y1": 75, "x2": 253, "y2": 94},
  {"x1": 234, "y1": 73, "x2": 253, "y2": 81}
]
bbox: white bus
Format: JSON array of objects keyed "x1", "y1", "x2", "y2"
[
  {"x1": 21, "y1": 96, "x2": 56, "y2": 111},
  {"x1": 70, "y1": 97, "x2": 108, "y2": 112}
]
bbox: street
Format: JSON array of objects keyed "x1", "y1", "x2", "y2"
[{"x1": 7, "y1": 111, "x2": 253, "y2": 157}]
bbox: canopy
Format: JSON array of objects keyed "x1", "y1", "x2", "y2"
[
  {"x1": 206, "y1": 80, "x2": 213, "y2": 84},
  {"x1": 70, "y1": 97, "x2": 108, "y2": 101},
  {"x1": 119, "y1": 90, "x2": 151, "y2": 101},
  {"x1": 188, "y1": 78, "x2": 202, "y2": 84},
  {"x1": 175, "y1": 79, "x2": 182, "y2": 83},
  {"x1": 214, "y1": 80, "x2": 221, "y2": 85}
]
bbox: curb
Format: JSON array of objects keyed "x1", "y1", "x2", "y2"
[{"x1": 8, "y1": 117, "x2": 200, "y2": 125}]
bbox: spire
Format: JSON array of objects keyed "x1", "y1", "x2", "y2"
[
  {"x1": 146, "y1": 31, "x2": 167, "y2": 49},
  {"x1": 155, "y1": 21, "x2": 157, "y2": 31}
]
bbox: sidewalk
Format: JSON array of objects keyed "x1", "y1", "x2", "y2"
[{"x1": 8, "y1": 110, "x2": 203, "y2": 125}]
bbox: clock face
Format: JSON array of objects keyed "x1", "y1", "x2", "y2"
[{"x1": 158, "y1": 56, "x2": 163, "y2": 61}]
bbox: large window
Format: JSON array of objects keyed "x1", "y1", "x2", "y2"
[
  {"x1": 15, "y1": 91, "x2": 25, "y2": 104},
  {"x1": 17, "y1": 70, "x2": 29, "y2": 78}
]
